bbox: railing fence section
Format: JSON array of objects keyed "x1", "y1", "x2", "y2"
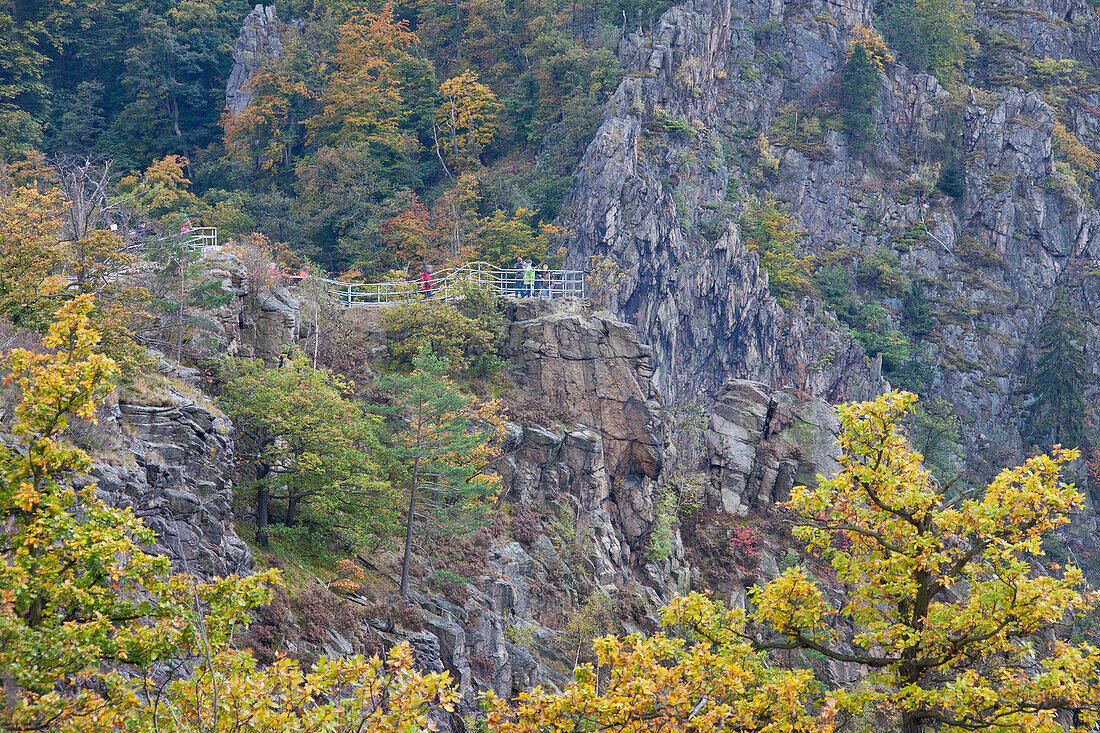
[
  {"x1": 324, "y1": 262, "x2": 585, "y2": 306},
  {"x1": 120, "y1": 228, "x2": 584, "y2": 306}
]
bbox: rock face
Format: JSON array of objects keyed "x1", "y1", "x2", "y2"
[
  {"x1": 82, "y1": 386, "x2": 253, "y2": 579},
  {"x1": 367, "y1": 302, "x2": 689, "y2": 724},
  {"x1": 226, "y1": 5, "x2": 286, "y2": 118},
  {"x1": 195, "y1": 251, "x2": 301, "y2": 366},
  {"x1": 499, "y1": 300, "x2": 673, "y2": 570},
  {"x1": 706, "y1": 379, "x2": 841, "y2": 518},
  {"x1": 560, "y1": 0, "x2": 1100, "y2": 473}
]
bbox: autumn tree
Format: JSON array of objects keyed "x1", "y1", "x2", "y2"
[
  {"x1": 739, "y1": 197, "x2": 813, "y2": 307},
  {"x1": 0, "y1": 181, "x2": 65, "y2": 329},
  {"x1": 305, "y1": 5, "x2": 418, "y2": 153},
  {"x1": 751, "y1": 391, "x2": 1100, "y2": 733},
  {"x1": 487, "y1": 593, "x2": 835, "y2": 733},
  {"x1": 1028, "y1": 289, "x2": 1089, "y2": 449},
  {"x1": 375, "y1": 347, "x2": 503, "y2": 596},
  {"x1": 434, "y1": 70, "x2": 500, "y2": 170},
  {"x1": 220, "y1": 352, "x2": 400, "y2": 550},
  {"x1": 0, "y1": 295, "x2": 277, "y2": 731},
  {"x1": 138, "y1": 643, "x2": 458, "y2": 733}
]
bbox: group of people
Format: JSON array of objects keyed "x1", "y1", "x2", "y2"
[{"x1": 512, "y1": 257, "x2": 554, "y2": 299}]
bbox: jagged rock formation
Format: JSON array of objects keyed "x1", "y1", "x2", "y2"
[
  {"x1": 561, "y1": 0, "x2": 1100, "y2": 473},
  {"x1": 226, "y1": 5, "x2": 286, "y2": 118},
  {"x1": 348, "y1": 301, "x2": 688, "y2": 722},
  {"x1": 79, "y1": 384, "x2": 254, "y2": 579},
  {"x1": 706, "y1": 379, "x2": 841, "y2": 517},
  {"x1": 197, "y1": 251, "x2": 301, "y2": 366},
  {"x1": 499, "y1": 300, "x2": 682, "y2": 587}
]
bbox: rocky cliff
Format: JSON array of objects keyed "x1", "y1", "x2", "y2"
[
  {"x1": 78, "y1": 378, "x2": 254, "y2": 579},
  {"x1": 561, "y1": 0, "x2": 1100, "y2": 473},
  {"x1": 226, "y1": 5, "x2": 288, "y2": 118}
]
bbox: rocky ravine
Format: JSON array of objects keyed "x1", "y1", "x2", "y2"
[{"x1": 561, "y1": 0, "x2": 1100, "y2": 475}]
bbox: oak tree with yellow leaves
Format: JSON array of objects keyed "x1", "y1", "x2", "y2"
[
  {"x1": 486, "y1": 591, "x2": 836, "y2": 733},
  {"x1": 749, "y1": 391, "x2": 1100, "y2": 733}
]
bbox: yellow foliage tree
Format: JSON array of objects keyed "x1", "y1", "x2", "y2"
[
  {"x1": 487, "y1": 592, "x2": 836, "y2": 733},
  {"x1": 0, "y1": 182, "x2": 65, "y2": 328},
  {"x1": 306, "y1": 4, "x2": 418, "y2": 151},
  {"x1": 751, "y1": 390, "x2": 1100, "y2": 733},
  {"x1": 739, "y1": 196, "x2": 813, "y2": 307},
  {"x1": 846, "y1": 24, "x2": 894, "y2": 72},
  {"x1": 434, "y1": 70, "x2": 500, "y2": 170}
]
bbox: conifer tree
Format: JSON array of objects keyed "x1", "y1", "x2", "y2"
[
  {"x1": 1028, "y1": 289, "x2": 1089, "y2": 449},
  {"x1": 375, "y1": 347, "x2": 502, "y2": 596}
]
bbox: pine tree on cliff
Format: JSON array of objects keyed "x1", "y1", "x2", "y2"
[
  {"x1": 375, "y1": 346, "x2": 502, "y2": 597},
  {"x1": 1028, "y1": 289, "x2": 1089, "y2": 449},
  {"x1": 839, "y1": 28, "x2": 890, "y2": 152}
]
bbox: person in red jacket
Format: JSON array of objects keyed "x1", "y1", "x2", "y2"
[{"x1": 419, "y1": 264, "x2": 434, "y2": 299}]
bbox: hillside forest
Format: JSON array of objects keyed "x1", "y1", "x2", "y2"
[{"x1": 7, "y1": 0, "x2": 1100, "y2": 729}]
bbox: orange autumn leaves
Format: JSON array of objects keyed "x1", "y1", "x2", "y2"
[{"x1": 226, "y1": 4, "x2": 499, "y2": 179}]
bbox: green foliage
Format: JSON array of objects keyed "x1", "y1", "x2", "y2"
[
  {"x1": 856, "y1": 245, "x2": 909, "y2": 297},
  {"x1": 909, "y1": 396, "x2": 963, "y2": 481},
  {"x1": 646, "y1": 489, "x2": 677, "y2": 563},
  {"x1": 645, "y1": 107, "x2": 694, "y2": 138},
  {"x1": 1027, "y1": 289, "x2": 1089, "y2": 449},
  {"x1": 838, "y1": 43, "x2": 883, "y2": 153},
  {"x1": 901, "y1": 282, "x2": 935, "y2": 337},
  {"x1": 767, "y1": 108, "x2": 829, "y2": 157},
  {"x1": 220, "y1": 353, "x2": 401, "y2": 552},
  {"x1": 740, "y1": 197, "x2": 814, "y2": 307},
  {"x1": 375, "y1": 347, "x2": 503, "y2": 596},
  {"x1": 878, "y1": 0, "x2": 977, "y2": 85},
  {"x1": 381, "y1": 299, "x2": 502, "y2": 375},
  {"x1": 937, "y1": 158, "x2": 965, "y2": 197}
]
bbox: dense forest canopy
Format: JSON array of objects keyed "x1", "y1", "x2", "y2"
[{"x1": 0, "y1": 0, "x2": 645, "y2": 274}]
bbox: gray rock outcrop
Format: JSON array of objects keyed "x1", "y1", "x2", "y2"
[
  {"x1": 81, "y1": 386, "x2": 253, "y2": 578},
  {"x1": 560, "y1": 0, "x2": 1100, "y2": 475},
  {"x1": 226, "y1": 5, "x2": 286, "y2": 118},
  {"x1": 195, "y1": 251, "x2": 301, "y2": 366},
  {"x1": 706, "y1": 379, "x2": 841, "y2": 517}
]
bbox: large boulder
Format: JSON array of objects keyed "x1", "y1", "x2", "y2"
[{"x1": 707, "y1": 379, "x2": 841, "y2": 517}]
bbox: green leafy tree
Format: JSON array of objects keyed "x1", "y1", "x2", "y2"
[
  {"x1": 381, "y1": 299, "x2": 501, "y2": 375},
  {"x1": 375, "y1": 347, "x2": 502, "y2": 596},
  {"x1": 880, "y1": 0, "x2": 976, "y2": 86},
  {"x1": 0, "y1": 6, "x2": 48, "y2": 158},
  {"x1": 751, "y1": 391, "x2": 1100, "y2": 733},
  {"x1": 740, "y1": 197, "x2": 813, "y2": 307},
  {"x1": 220, "y1": 353, "x2": 400, "y2": 550},
  {"x1": 1028, "y1": 289, "x2": 1089, "y2": 449},
  {"x1": 0, "y1": 295, "x2": 276, "y2": 731}
]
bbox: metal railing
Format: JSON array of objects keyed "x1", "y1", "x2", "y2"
[
  {"x1": 121, "y1": 226, "x2": 219, "y2": 254},
  {"x1": 118, "y1": 228, "x2": 585, "y2": 306},
  {"x1": 322, "y1": 261, "x2": 585, "y2": 306}
]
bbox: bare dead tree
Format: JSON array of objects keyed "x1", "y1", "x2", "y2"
[{"x1": 51, "y1": 155, "x2": 141, "y2": 240}]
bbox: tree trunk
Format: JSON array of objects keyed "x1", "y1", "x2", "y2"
[
  {"x1": 399, "y1": 457, "x2": 420, "y2": 597},
  {"x1": 256, "y1": 485, "x2": 270, "y2": 547},
  {"x1": 286, "y1": 493, "x2": 298, "y2": 526},
  {"x1": 175, "y1": 240, "x2": 185, "y2": 362},
  {"x1": 902, "y1": 713, "x2": 923, "y2": 733}
]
